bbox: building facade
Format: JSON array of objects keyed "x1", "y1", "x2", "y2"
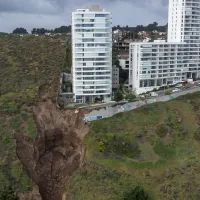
[
  {"x1": 129, "y1": 0, "x2": 200, "y2": 94},
  {"x1": 129, "y1": 41, "x2": 187, "y2": 94},
  {"x1": 112, "y1": 66, "x2": 120, "y2": 89},
  {"x1": 119, "y1": 58, "x2": 129, "y2": 70},
  {"x1": 72, "y1": 5, "x2": 112, "y2": 104}
]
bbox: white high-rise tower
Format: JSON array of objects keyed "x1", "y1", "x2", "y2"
[
  {"x1": 168, "y1": 0, "x2": 200, "y2": 44},
  {"x1": 72, "y1": 5, "x2": 112, "y2": 104}
]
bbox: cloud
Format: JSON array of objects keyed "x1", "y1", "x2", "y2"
[{"x1": 0, "y1": 0, "x2": 168, "y2": 33}]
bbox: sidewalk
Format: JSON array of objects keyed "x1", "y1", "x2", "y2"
[{"x1": 84, "y1": 87, "x2": 200, "y2": 122}]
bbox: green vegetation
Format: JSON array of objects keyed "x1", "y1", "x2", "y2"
[
  {"x1": 123, "y1": 186, "x2": 149, "y2": 200},
  {"x1": 0, "y1": 185, "x2": 19, "y2": 200},
  {"x1": 156, "y1": 124, "x2": 169, "y2": 137},
  {"x1": 165, "y1": 91, "x2": 171, "y2": 95},
  {"x1": 114, "y1": 89, "x2": 124, "y2": 102},
  {"x1": 3, "y1": 33, "x2": 200, "y2": 199},
  {"x1": 0, "y1": 34, "x2": 66, "y2": 194},
  {"x1": 0, "y1": 34, "x2": 65, "y2": 108},
  {"x1": 27, "y1": 119, "x2": 37, "y2": 140},
  {"x1": 125, "y1": 93, "x2": 136, "y2": 102},
  {"x1": 93, "y1": 133, "x2": 141, "y2": 158},
  {"x1": 66, "y1": 92, "x2": 200, "y2": 199},
  {"x1": 13, "y1": 27, "x2": 28, "y2": 35},
  {"x1": 63, "y1": 45, "x2": 72, "y2": 73}
]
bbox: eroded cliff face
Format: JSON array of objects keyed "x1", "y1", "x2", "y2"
[{"x1": 15, "y1": 100, "x2": 89, "y2": 200}]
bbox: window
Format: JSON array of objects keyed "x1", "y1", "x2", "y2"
[{"x1": 95, "y1": 14, "x2": 107, "y2": 17}]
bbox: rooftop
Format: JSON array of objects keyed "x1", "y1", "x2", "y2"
[{"x1": 76, "y1": 5, "x2": 105, "y2": 12}]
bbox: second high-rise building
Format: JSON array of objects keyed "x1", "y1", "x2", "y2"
[
  {"x1": 129, "y1": 0, "x2": 200, "y2": 94},
  {"x1": 72, "y1": 5, "x2": 112, "y2": 104}
]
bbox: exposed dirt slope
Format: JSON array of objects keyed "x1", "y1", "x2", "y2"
[{"x1": 15, "y1": 100, "x2": 89, "y2": 200}]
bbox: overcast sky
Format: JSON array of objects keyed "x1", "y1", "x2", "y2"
[{"x1": 0, "y1": 0, "x2": 168, "y2": 33}]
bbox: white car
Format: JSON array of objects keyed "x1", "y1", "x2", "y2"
[
  {"x1": 175, "y1": 84, "x2": 182, "y2": 88},
  {"x1": 172, "y1": 88, "x2": 180, "y2": 93}
]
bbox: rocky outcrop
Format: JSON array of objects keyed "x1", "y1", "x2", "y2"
[{"x1": 15, "y1": 100, "x2": 89, "y2": 200}]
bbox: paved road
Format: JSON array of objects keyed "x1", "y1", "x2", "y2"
[{"x1": 84, "y1": 86, "x2": 200, "y2": 122}]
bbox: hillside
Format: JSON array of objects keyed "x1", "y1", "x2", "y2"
[
  {"x1": 0, "y1": 34, "x2": 66, "y2": 197},
  {"x1": 1, "y1": 34, "x2": 200, "y2": 200},
  {"x1": 66, "y1": 92, "x2": 200, "y2": 200}
]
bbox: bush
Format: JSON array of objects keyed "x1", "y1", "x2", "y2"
[
  {"x1": 193, "y1": 128, "x2": 200, "y2": 141},
  {"x1": 123, "y1": 186, "x2": 149, "y2": 200},
  {"x1": 10, "y1": 117, "x2": 22, "y2": 132},
  {"x1": 27, "y1": 119, "x2": 37, "y2": 140},
  {"x1": 153, "y1": 142, "x2": 175, "y2": 159},
  {"x1": 114, "y1": 90, "x2": 123, "y2": 102},
  {"x1": 156, "y1": 124, "x2": 168, "y2": 137},
  {"x1": 96, "y1": 133, "x2": 141, "y2": 158},
  {"x1": 125, "y1": 94, "x2": 136, "y2": 102},
  {"x1": 95, "y1": 141, "x2": 106, "y2": 152},
  {"x1": 0, "y1": 185, "x2": 19, "y2": 200},
  {"x1": 165, "y1": 91, "x2": 171, "y2": 95},
  {"x1": 1, "y1": 103, "x2": 20, "y2": 114}
]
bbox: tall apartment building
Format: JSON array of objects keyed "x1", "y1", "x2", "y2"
[
  {"x1": 72, "y1": 5, "x2": 112, "y2": 104},
  {"x1": 129, "y1": 0, "x2": 200, "y2": 94}
]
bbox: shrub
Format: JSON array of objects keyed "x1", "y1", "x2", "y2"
[
  {"x1": 165, "y1": 91, "x2": 171, "y2": 96},
  {"x1": 114, "y1": 90, "x2": 123, "y2": 102},
  {"x1": 20, "y1": 113, "x2": 28, "y2": 121},
  {"x1": 1, "y1": 103, "x2": 20, "y2": 114},
  {"x1": 0, "y1": 185, "x2": 19, "y2": 200},
  {"x1": 96, "y1": 133, "x2": 141, "y2": 158},
  {"x1": 125, "y1": 94, "x2": 136, "y2": 102},
  {"x1": 153, "y1": 142, "x2": 175, "y2": 159},
  {"x1": 156, "y1": 124, "x2": 168, "y2": 137},
  {"x1": 10, "y1": 117, "x2": 22, "y2": 132},
  {"x1": 193, "y1": 129, "x2": 200, "y2": 141},
  {"x1": 123, "y1": 186, "x2": 149, "y2": 200},
  {"x1": 27, "y1": 119, "x2": 37, "y2": 140},
  {"x1": 95, "y1": 141, "x2": 106, "y2": 152}
]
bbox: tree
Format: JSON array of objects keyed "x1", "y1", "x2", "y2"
[
  {"x1": 13, "y1": 27, "x2": 28, "y2": 34},
  {"x1": 125, "y1": 25, "x2": 129, "y2": 31},
  {"x1": 153, "y1": 21, "x2": 158, "y2": 27},
  {"x1": 119, "y1": 69, "x2": 129, "y2": 84},
  {"x1": 0, "y1": 186, "x2": 19, "y2": 200},
  {"x1": 125, "y1": 93, "x2": 136, "y2": 102},
  {"x1": 63, "y1": 45, "x2": 72, "y2": 73},
  {"x1": 123, "y1": 186, "x2": 149, "y2": 200},
  {"x1": 31, "y1": 28, "x2": 52, "y2": 35},
  {"x1": 114, "y1": 90, "x2": 123, "y2": 102},
  {"x1": 116, "y1": 25, "x2": 121, "y2": 30},
  {"x1": 54, "y1": 25, "x2": 71, "y2": 33}
]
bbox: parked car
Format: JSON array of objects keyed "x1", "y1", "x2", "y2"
[
  {"x1": 175, "y1": 84, "x2": 182, "y2": 88},
  {"x1": 150, "y1": 92, "x2": 158, "y2": 97},
  {"x1": 172, "y1": 88, "x2": 180, "y2": 93}
]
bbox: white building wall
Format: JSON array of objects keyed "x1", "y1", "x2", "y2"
[
  {"x1": 119, "y1": 58, "x2": 129, "y2": 70},
  {"x1": 168, "y1": 0, "x2": 184, "y2": 42},
  {"x1": 129, "y1": 41, "x2": 187, "y2": 94},
  {"x1": 72, "y1": 5, "x2": 112, "y2": 104},
  {"x1": 129, "y1": 0, "x2": 200, "y2": 94},
  {"x1": 112, "y1": 66, "x2": 120, "y2": 89}
]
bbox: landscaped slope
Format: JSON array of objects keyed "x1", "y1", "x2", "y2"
[{"x1": 67, "y1": 92, "x2": 200, "y2": 200}]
